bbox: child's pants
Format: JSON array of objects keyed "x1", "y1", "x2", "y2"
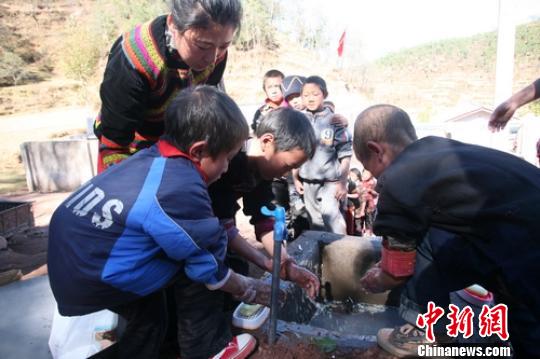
[
  {"x1": 302, "y1": 181, "x2": 346, "y2": 234},
  {"x1": 399, "y1": 228, "x2": 540, "y2": 358},
  {"x1": 90, "y1": 271, "x2": 232, "y2": 359}
]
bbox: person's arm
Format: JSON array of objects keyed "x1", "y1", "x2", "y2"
[
  {"x1": 96, "y1": 37, "x2": 150, "y2": 170},
  {"x1": 219, "y1": 271, "x2": 283, "y2": 306},
  {"x1": 360, "y1": 235, "x2": 417, "y2": 293},
  {"x1": 335, "y1": 157, "x2": 351, "y2": 201},
  {"x1": 292, "y1": 168, "x2": 304, "y2": 194},
  {"x1": 144, "y1": 203, "x2": 231, "y2": 289},
  {"x1": 226, "y1": 230, "x2": 319, "y2": 298},
  {"x1": 227, "y1": 229, "x2": 272, "y2": 272},
  {"x1": 359, "y1": 168, "x2": 431, "y2": 293},
  {"x1": 333, "y1": 118, "x2": 352, "y2": 200},
  {"x1": 489, "y1": 78, "x2": 540, "y2": 132}
]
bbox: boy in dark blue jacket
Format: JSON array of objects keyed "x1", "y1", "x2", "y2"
[{"x1": 48, "y1": 86, "x2": 271, "y2": 359}]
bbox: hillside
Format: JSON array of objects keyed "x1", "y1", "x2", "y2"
[
  {"x1": 1, "y1": 0, "x2": 539, "y2": 119},
  {"x1": 358, "y1": 20, "x2": 540, "y2": 121},
  {"x1": 0, "y1": 0, "x2": 539, "y2": 194}
]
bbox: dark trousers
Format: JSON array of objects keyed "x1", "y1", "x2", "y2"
[
  {"x1": 89, "y1": 290, "x2": 168, "y2": 359},
  {"x1": 171, "y1": 272, "x2": 232, "y2": 358},
  {"x1": 91, "y1": 271, "x2": 232, "y2": 359},
  {"x1": 400, "y1": 228, "x2": 540, "y2": 358}
]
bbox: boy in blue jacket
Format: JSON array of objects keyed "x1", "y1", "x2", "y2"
[{"x1": 48, "y1": 86, "x2": 272, "y2": 359}]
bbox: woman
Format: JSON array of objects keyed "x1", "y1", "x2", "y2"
[{"x1": 94, "y1": 0, "x2": 241, "y2": 173}]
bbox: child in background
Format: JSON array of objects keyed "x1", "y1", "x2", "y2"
[
  {"x1": 251, "y1": 69, "x2": 285, "y2": 132},
  {"x1": 358, "y1": 169, "x2": 378, "y2": 236},
  {"x1": 48, "y1": 86, "x2": 267, "y2": 359},
  {"x1": 250, "y1": 70, "x2": 288, "y2": 216},
  {"x1": 280, "y1": 75, "x2": 309, "y2": 237},
  {"x1": 210, "y1": 107, "x2": 320, "y2": 258},
  {"x1": 281, "y1": 75, "x2": 306, "y2": 111},
  {"x1": 293, "y1": 76, "x2": 352, "y2": 234},
  {"x1": 346, "y1": 168, "x2": 363, "y2": 235}
]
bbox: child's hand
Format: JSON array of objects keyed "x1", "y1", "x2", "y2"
[
  {"x1": 280, "y1": 259, "x2": 320, "y2": 299},
  {"x1": 331, "y1": 114, "x2": 349, "y2": 127},
  {"x1": 294, "y1": 179, "x2": 304, "y2": 194},
  {"x1": 334, "y1": 182, "x2": 347, "y2": 201},
  {"x1": 233, "y1": 275, "x2": 285, "y2": 306},
  {"x1": 360, "y1": 262, "x2": 408, "y2": 293}
]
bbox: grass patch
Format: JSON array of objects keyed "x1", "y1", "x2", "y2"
[{"x1": 0, "y1": 166, "x2": 27, "y2": 195}]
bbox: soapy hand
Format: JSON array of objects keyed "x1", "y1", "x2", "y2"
[
  {"x1": 233, "y1": 275, "x2": 286, "y2": 306},
  {"x1": 360, "y1": 262, "x2": 408, "y2": 293},
  {"x1": 280, "y1": 258, "x2": 320, "y2": 299}
]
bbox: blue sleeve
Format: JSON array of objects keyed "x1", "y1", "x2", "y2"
[{"x1": 143, "y1": 196, "x2": 230, "y2": 287}]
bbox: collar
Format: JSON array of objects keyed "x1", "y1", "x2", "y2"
[
  {"x1": 264, "y1": 98, "x2": 284, "y2": 108},
  {"x1": 157, "y1": 139, "x2": 209, "y2": 183},
  {"x1": 307, "y1": 106, "x2": 328, "y2": 115}
]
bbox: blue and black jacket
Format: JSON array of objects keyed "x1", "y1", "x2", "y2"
[{"x1": 48, "y1": 140, "x2": 230, "y2": 316}]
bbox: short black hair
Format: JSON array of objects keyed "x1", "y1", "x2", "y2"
[
  {"x1": 255, "y1": 107, "x2": 317, "y2": 159},
  {"x1": 262, "y1": 69, "x2": 284, "y2": 90},
  {"x1": 164, "y1": 85, "x2": 248, "y2": 158},
  {"x1": 171, "y1": 0, "x2": 242, "y2": 32},
  {"x1": 303, "y1": 75, "x2": 328, "y2": 97}
]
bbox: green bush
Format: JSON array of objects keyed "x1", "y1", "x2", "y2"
[
  {"x1": 60, "y1": 0, "x2": 167, "y2": 81},
  {"x1": 59, "y1": 26, "x2": 101, "y2": 81},
  {"x1": 234, "y1": 0, "x2": 278, "y2": 50},
  {"x1": 0, "y1": 48, "x2": 27, "y2": 86},
  {"x1": 90, "y1": 0, "x2": 167, "y2": 45}
]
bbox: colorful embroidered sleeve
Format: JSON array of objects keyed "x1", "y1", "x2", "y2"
[{"x1": 96, "y1": 36, "x2": 150, "y2": 170}]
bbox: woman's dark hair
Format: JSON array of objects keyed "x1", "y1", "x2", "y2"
[
  {"x1": 170, "y1": 0, "x2": 242, "y2": 32},
  {"x1": 164, "y1": 85, "x2": 248, "y2": 158},
  {"x1": 256, "y1": 107, "x2": 317, "y2": 159}
]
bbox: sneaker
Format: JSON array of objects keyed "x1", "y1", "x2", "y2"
[
  {"x1": 210, "y1": 333, "x2": 257, "y2": 359},
  {"x1": 377, "y1": 323, "x2": 450, "y2": 358}
]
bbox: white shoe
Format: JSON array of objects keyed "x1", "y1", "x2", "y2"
[{"x1": 210, "y1": 333, "x2": 257, "y2": 359}]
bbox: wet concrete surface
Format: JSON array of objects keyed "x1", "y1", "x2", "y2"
[{"x1": 308, "y1": 302, "x2": 402, "y2": 337}]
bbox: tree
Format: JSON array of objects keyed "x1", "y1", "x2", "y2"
[{"x1": 234, "y1": 0, "x2": 279, "y2": 50}]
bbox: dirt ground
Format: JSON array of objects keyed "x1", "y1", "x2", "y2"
[
  {"x1": 0, "y1": 191, "x2": 68, "y2": 285},
  {"x1": 0, "y1": 106, "x2": 91, "y2": 194}
]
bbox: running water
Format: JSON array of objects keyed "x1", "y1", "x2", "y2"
[{"x1": 307, "y1": 300, "x2": 402, "y2": 336}]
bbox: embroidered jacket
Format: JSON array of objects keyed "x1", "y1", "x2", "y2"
[{"x1": 94, "y1": 15, "x2": 227, "y2": 171}]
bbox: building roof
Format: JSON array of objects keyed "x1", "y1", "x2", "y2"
[{"x1": 443, "y1": 105, "x2": 522, "y2": 124}]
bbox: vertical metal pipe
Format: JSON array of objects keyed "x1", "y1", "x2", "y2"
[
  {"x1": 260, "y1": 205, "x2": 286, "y2": 345},
  {"x1": 268, "y1": 238, "x2": 282, "y2": 344}
]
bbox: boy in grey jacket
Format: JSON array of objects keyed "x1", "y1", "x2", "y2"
[{"x1": 293, "y1": 76, "x2": 352, "y2": 234}]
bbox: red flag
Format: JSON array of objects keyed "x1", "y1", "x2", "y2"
[{"x1": 337, "y1": 30, "x2": 346, "y2": 57}]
